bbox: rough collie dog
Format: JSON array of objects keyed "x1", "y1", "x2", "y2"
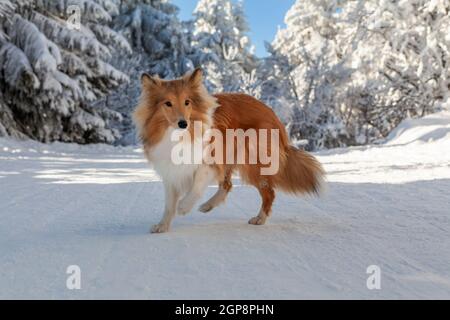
[{"x1": 134, "y1": 68, "x2": 324, "y2": 233}]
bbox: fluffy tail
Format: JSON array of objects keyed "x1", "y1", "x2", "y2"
[{"x1": 274, "y1": 146, "x2": 325, "y2": 195}]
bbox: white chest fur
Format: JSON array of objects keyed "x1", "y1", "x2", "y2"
[{"x1": 147, "y1": 128, "x2": 200, "y2": 193}]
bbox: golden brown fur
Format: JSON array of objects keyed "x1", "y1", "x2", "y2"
[
  {"x1": 134, "y1": 68, "x2": 324, "y2": 231},
  {"x1": 133, "y1": 69, "x2": 218, "y2": 151},
  {"x1": 209, "y1": 93, "x2": 324, "y2": 225},
  {"x1": 213, "y1": 93, "x2": 324, "y2": 195}
]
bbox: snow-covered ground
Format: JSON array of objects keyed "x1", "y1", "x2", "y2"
[{"x1": 1, "y1": 112, "x2": 450, "y2": 299}]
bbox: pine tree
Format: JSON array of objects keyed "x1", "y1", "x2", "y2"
[
  {"x1": 266, "y1": 0, "x2": 352, "y2": 150},
  {"x1": 191, "y1": 0, "x2": 257, "y2": 92},
  {"x1": 254, "y1": 44, "x2": 298, "y2": 128},
  {"x1": 368, "y1": 0, "x2": 450, "y2": 117},
  {"x1": 0, "y1": 0, "x2": 131, "y2": 143},
  {"x1": 258, "y1": 0, "x2": 450, "y2": 150},
  {"x1": 338, "y1": 0, "x2": 450, "y2": 144},
  {"x1": 103, "y1": 0, "x2": 195, "y2": 144}
]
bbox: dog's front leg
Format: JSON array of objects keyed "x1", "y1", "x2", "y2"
[
  {"x1": 151, "y1": 182, "x2": 179, "y2": 233},
  {"x1": 178, "y1": 166, "x2": 215, "y2": 215}
]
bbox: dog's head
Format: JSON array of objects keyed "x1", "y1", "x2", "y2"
[
  {"x1": 134, "y1": 68, "x2": 217, "y2": 138},
  {"x1": 142, "y1": 68, "x2": 203, "y2": 130},
  {"x1": 134, "y1": 68, "x2": 218, "y2": 145}
]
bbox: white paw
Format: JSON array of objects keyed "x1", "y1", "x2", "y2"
[
  {"x1": 150, "y1": 223, "x2": 169, "y2": 234},
  {"x1": 177, "y1": 197, "x2": 195, "y2": 216},
  {"x1": 199, "y1": 202, "x2": 214, "y2": 213},
  {"x1": 248, "y1": 216, "x2": 267, "y2": 226}
]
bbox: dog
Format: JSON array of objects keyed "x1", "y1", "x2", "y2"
[{"x1": 133, "y1": 68, "x2": 324, "y2": 233}]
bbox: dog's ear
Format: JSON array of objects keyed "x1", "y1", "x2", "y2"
[
  {"x1": 141, "y1": 73, "x2": 161, "y2": 88},
  {"x1": 186, "y1": 68, "x2": 203, "y2": 87}
]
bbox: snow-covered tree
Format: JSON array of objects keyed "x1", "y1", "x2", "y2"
[
  {"x1": 0, "y1": 0, "x2": 131, "y2": 143},
  {"x1": 333, "y1": 0, "x2": 450, "y2": 144},
  {"x1": 252, "y1": 44, "x2": 298, "y2": 128},
  {"x1": 191, "y1": 0, "x2": 257, "y2": 92},
  {"x1": 2, "y1": 0, "x2": 447, "y2": 149},
  {"x1": 367, "y1": 0, "x2": 450, "y2": 117},
  {"x1": 102, "y1": 0, "x2": 196, "y2": 144},
  {"x1": 258, "y1": 0, "x2": 450, "y2": 150},
  {"x1": 263, "y1": 0, "x2": 353, "y2": 150}
]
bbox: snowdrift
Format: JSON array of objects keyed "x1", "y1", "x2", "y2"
[{"x1": 386, "y1": 110, "x2": 450, "y2": 146}]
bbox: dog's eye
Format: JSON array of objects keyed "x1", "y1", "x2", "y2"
[
  {"x1": 185, "y1": 100, "x2": 190, "y2": 107},
  {"x1": 165, "y1": 102, "x2": 172, "y2": 107}
]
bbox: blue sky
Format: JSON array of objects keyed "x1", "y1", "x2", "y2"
[{"x1": 172, "y1": 0, "x2": 296, "y2": 57}]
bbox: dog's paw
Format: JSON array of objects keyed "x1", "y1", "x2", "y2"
[
  {"x1": 199, "y1": 202, "x2": 214, "y2": 213},
  {"x1": 177, "y1": 197, "x2": 194, "y2": 216},
  {"x1": 150, "y1": 223, "x2": 169, "y2": 234},
  {"x1": 248, "y1": 216, "x2": 267, "y2": 226}
]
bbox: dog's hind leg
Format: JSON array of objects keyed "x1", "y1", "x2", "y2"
[
  {"x1": 151, "y1": 183, "x2": 179, "y2": 233},
  {"x1": 199, "y1": 167, "x2": 233, "y2": 213},
  {"x1": 249, "y1": 179, "x2": 275, "y2": 226}
]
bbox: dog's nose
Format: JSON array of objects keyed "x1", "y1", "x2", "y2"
[{"x1": 178, "y1": 120, "x2": 188, "y2": 129}]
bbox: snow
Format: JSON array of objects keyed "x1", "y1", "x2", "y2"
[
  {"x1": 0, "y1": 0, "x2": 129, "y2": 144},
  {"x1": 386, "y1": 111, "x2": 450, "y2": 146},
  {"x1": 2, "y1": 0, "x2": 448, "y2": 148},
  {"x1": 1, "y1": 113, "x2": 450, "y2": 299}
]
